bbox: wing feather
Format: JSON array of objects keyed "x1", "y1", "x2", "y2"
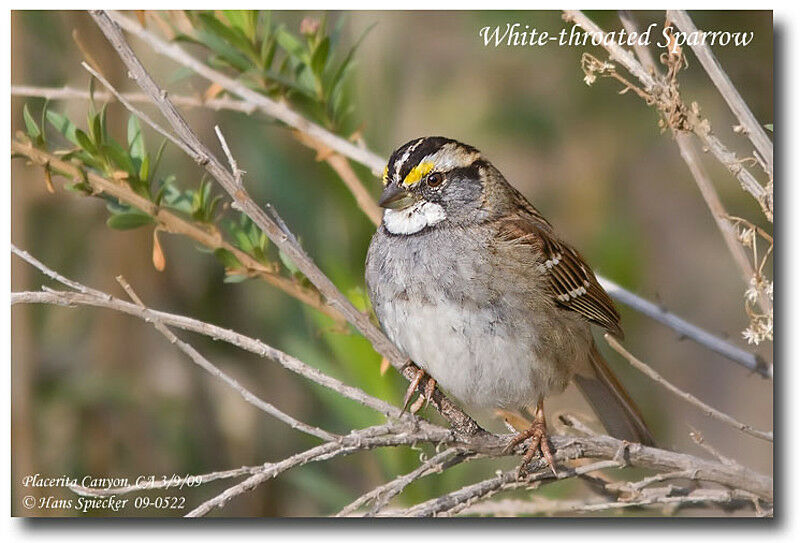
[{"x1": 497, "y1": 213, "x2": 623, "y2": 338}]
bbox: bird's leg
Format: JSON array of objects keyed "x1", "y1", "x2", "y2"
[{"x1": 503, "y1": 399, "x2": 557, "y2": 477}]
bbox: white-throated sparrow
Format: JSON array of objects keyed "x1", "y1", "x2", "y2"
[{"x1": 365, "y1": 137, "x2": 654, "y2": 474}]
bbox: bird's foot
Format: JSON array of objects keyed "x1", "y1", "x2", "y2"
[
  {"x1": 503, "y1": 400, "x2": 557, "y2": 478},
  {"x1": 401, "y1": 365, "x2": 436, "y2": 415}
]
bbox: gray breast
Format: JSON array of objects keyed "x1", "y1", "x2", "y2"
[{"x1": 365, "y1": 225, "x2": 576, "y2": 409}]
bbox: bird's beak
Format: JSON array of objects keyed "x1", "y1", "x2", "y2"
[{"x1": 378, "y1": 183, "x2": 420, "y2": 210}]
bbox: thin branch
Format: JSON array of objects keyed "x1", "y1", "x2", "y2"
[
  {"x1": 459, "y1": 487, "x2": 763, "y2": 516},
  {"x1": 11, "y1": 84, "x2": 259, "y2": 114},
  {"x1": 70, "y1": 464, "x2": 258, "y2": 498},
  {"x1": 214, "y1": 125, "x2": 244, "y2": 187},
  {"x1": 337, "y1": 448, "x2": 467, "y2": 517},
  {"x1": 81, "y1": 61, "x2": 193, "y2": 156},
  {"x1": 89, "y1": 9, "x2": 486, "y2": 439},
  {"x1": 667, "y1": 10, "x2": 773, "y2": 175},
  {"x1": 610, "y1": 12, "x2": 771, "y2": 316},
  {"x1": 113, "y1": 274, "x2": 339, "y2": 442},
  {"x1": 390, "y1": 460, "x2": 621, "y2": 517},
  {"x1": 604, "y1": 334, "x2": 772, "y2": 442},
  {"x1": 598, "y1": 276, "x2": 769, "y2": 378},
  {"x1": 617, "y1": 11, "x2": 659, "y2": 75},
  {"x1": 675, "y1": 126, "x2": 770, "y2": 313},
  {"x1": 185, "y1": 422, "x2": 452, "y2": 517},
  {"x1": 12, "y1": 288, "x2": 410, "y2": 423}
]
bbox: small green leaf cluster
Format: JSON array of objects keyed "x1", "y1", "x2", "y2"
[
  {"x1": 176, "y1": 10, "x2": 372, "y2": 132},
  {"x1": 18, "y1": 103, "x2": 288, "y2": 281}
]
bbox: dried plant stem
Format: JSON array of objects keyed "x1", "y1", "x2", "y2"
[
  {"x1": 563, "y1": 10, "x2": 771, "y2": 220},
  {"x1": 117, "y1": 274, "x2": 339, "y2": 441},
  {"x1": 604, "y1": 334, "x2": 772, "y2": 442},
  {"x1": 185, "y1": 422, "x2": 452, "y2": 517},
  {"x1": 666, "y1": 10, "x2": 773, "y2": 176},
  {"x1": 612, "y1": 12, "x2": 771, "y2": 316}
]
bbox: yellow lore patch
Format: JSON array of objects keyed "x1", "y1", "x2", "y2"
[
  {"x1": 382, "y1": 166, "x2": 389, "y2": 186},
  {"x1": 402, "y1": 161, "x2": 434, "y2": 187}
]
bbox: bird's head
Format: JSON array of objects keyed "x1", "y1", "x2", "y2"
[{"x1": 379, "y1": 137, "x2": 500, "y2": 235}]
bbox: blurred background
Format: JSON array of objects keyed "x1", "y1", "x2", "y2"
[{"x1": 11, "y1": 10, "x2": 773, "y2": 516}]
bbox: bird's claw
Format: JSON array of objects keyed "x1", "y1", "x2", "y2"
[
  {"x1": 503, "y1": 401, "x2": 558, "y2": 478},
  {"x1": 401, "y1": 366, "x2": 436, "y2": 415}
]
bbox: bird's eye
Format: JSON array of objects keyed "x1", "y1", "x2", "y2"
[{"x1": 426, "y1": 172, "x2": 444, "y2": 187}]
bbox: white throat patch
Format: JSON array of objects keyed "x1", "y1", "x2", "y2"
[{"x1": 383, "y1": 200, "x2": 446, "y2": 235}]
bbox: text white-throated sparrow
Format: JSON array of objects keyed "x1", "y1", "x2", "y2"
[{"x1": 365, "y1": 137, "x2": 654, "y2": 474}]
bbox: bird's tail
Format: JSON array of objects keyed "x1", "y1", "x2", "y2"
[{"x1": 573, "y1": 343, "x2": 656, "y2": 446}]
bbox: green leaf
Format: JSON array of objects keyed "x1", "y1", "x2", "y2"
[
  {"x1": 101, "y1": 142, "x2": 135, "y2": 175},
  {"x1": 74, "y1": 129, "x2": 97, "y2": 155},
  {"x1": 46, "y1": 110, "x2": 79, "y2": 146},
  {"x1": 149, "y1": 139, "x2": 168, "y2": 184},
  {"x1": 223, "y1": 273, "x2": 249, "y2": 284},
  {"x1": 127, "y1": 116, "x2": 146, "y2": 161},
  {"x1": 260, "y1": 33, "x2": 278, "y2": 71},
  {"x1": 87, "y1": 109, "x2": 103, "y2": 147},
  {"x1": 23, "y1": 104, "x2": 41, "y2": 139},
  {"x1": 213, "y1": 248, "x2": 241, "y2": 269},
  {"x1": 222, "y1": 10, "x2": 257, "y2": 42},
  {"x1": 139, "y1": 153, "x2": 150, "y2": 182},
  {"x1": 327, "y1": 22, "x2": 375, "y2": 100},
  {"x1": 764, "y1": 123, "x2": 773, "y2": 132},
  {"x1": 278, "y1": 248, "x2": 300, "y2": 275},
  {"x1": 276, "y1": 27, "x2": 308, "y2": 63},
  {"x1": 99, "y1": 103, "x2": 109, "y2": 143},
  {"x1": 198, "y1": 12, "x2": 254, "y2": 54},
  {"x1": 310, "y1": 36, "x2": 330, "y2": 76},
  {"x1": 107, "y1": 211, "x2": 155, "y2": 230}
]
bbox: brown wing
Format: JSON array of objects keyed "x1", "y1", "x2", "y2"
[{"x1": 497, "y1": 213, "x2": 623, "y2": 338}]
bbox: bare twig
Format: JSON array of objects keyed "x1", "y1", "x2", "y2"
[
  {"x1": 617, "y1": 11, "x2": 659, "y2": 74},
  {"x1": 459, "y1": 487, "x2": 763, "y2": 516},
  {"x1": 113, "y1": 274, "x2": 338, "y2": 442},
  {"x1": 598, "y1": 276, "x2": 769, "y2": 378},
  {"x1": 338, "y1": 448, "x2": 467, "y2": 517},
  {"x1": 214, "y1": 125, "x2": 244, "y2": 187},
  {"x1": 70, "y1": 464, "x2": 258, "y2": 497},
  {"x1": 185, "y1": 422, "x2": 452, "y2": 517},
  {"x1": 604, "y1": 334, "x2": 772, "y2": 442},
  {"x1": 610, "y1": 13, "x2": 771, "y2": 316},
  {"x1": 390, "y1": 460, "x2": 621, "y2": 517},
  {"x1": 667, "y1": 10, "x2": 773, "y2": 176}
]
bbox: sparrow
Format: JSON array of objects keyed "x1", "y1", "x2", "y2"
[{"x1": 365, "y1": 137, "x2": 654, "y2": 474}]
